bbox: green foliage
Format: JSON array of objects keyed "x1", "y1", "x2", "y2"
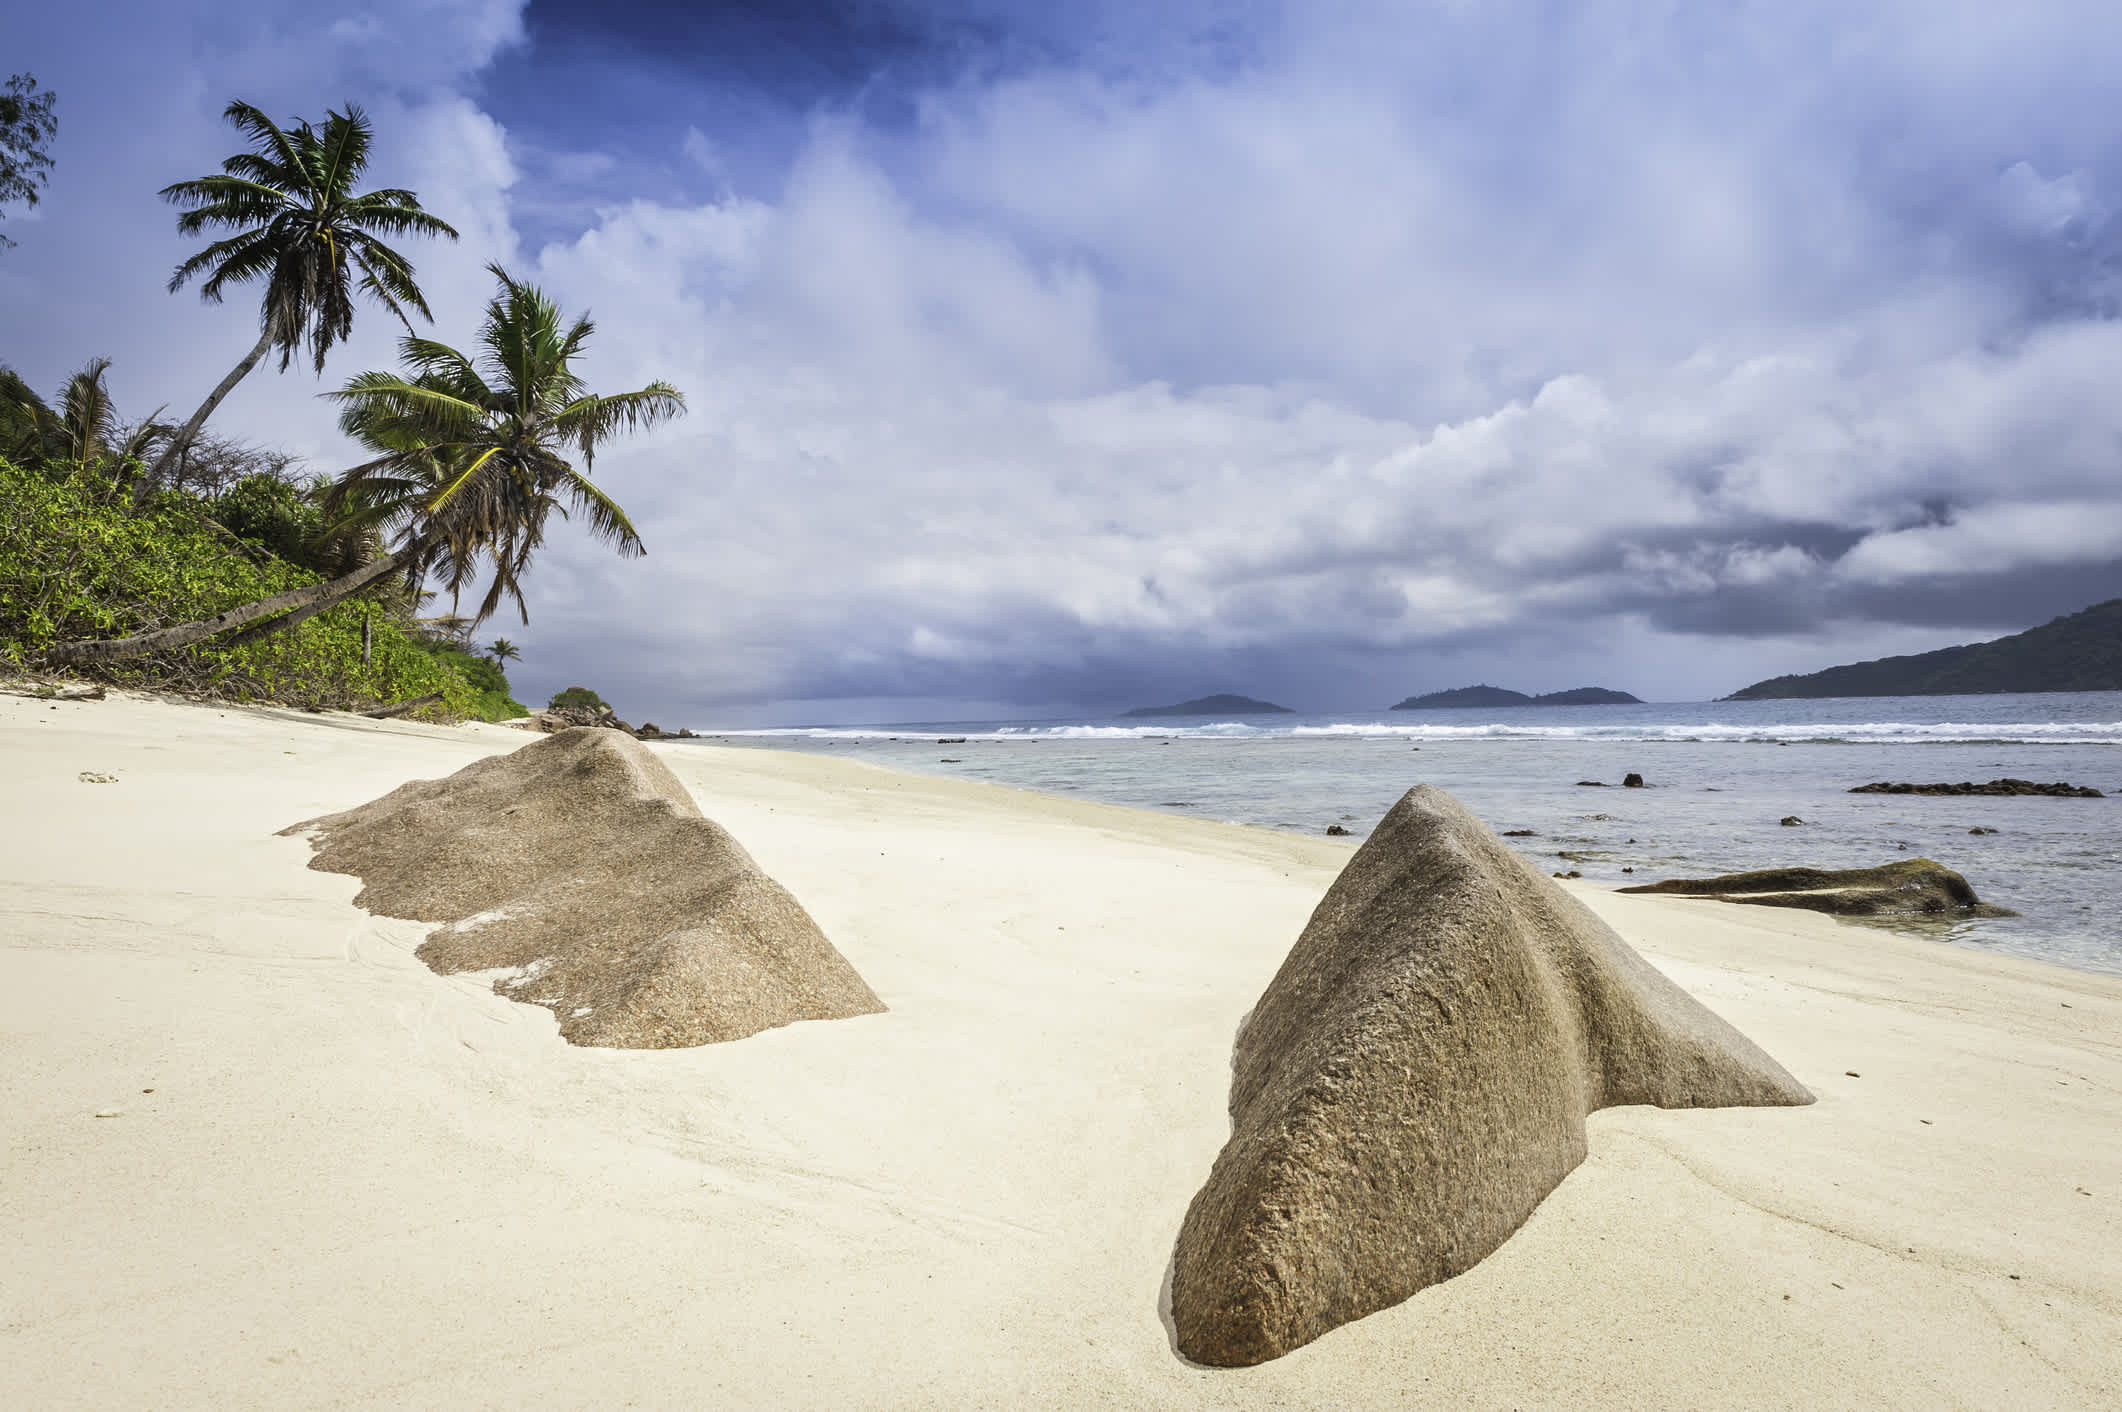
[
  {"x1": 209, "y1": 473, "x2": 327, "y2": 566},
  {"x1": 0, "y1": 73, "x2": 57, "y2": 249},
  {"x1": 430, "y1": 645, "x2": 526, "y2": 722},
  {"x1": 0, "y1": 456, "x2": 472, "y2": 716},
  {"x1": 1727, "y1": 598, "x2": 2122, "y2": 699},
  {"x1": 549, "y1": 685, "x2": 608, "y2": 712}
]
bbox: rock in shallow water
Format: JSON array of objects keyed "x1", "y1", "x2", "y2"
[
  {"x1": 1849, "y1": 778, "x2": 2103, "y2": 797},
  {"x1": 1617, "y1": 859, "x2": 2016, "y2": 917},
  {"x1": 1170, "y1": 785, "x2": 1812, "y2": 1367},
  {"x1": 282, "y1": 727, "x2": 884, "y2": 1047}
]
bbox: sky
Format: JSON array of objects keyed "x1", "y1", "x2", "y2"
[{"x1": 5, "y1": 0, "x2": 2122, "y2": 724}]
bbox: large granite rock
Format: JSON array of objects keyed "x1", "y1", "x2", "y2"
[
  {"x1": 282, "y1": 727, "x2": 884, "y2": 1047},
  {"x1": 1617, "y1": 859, "x2": 2017, "y2": 917},
  {"x1": 1171, "y1": 785, "x2": 1812, "y2": 1367}
]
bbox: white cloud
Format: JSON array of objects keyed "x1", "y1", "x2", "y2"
[{"x1": 13, "y1": 1, "x2": 2122, "y2": 717}]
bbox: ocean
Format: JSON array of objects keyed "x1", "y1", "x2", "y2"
[{"x1": 675, "y1": 692, "x2": 2122, "y2": 978}]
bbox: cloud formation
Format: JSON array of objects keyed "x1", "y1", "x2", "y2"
[{"x1": 9, "y1": 1, "x2": 2122, "y2": 720}]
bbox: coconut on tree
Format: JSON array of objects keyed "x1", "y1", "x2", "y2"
[
  {"x1": 143, "y1": 100, "x2": 459, "y2": 490},
  {"x1": 46, "y1": 264, "x2": 684, "y2": 666}
]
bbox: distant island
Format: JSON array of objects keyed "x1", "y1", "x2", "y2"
[
  {"x1": 1124, "y1": 694, "x2": 1293, "y2": 717},
  {"x1": 1390, "y1": 685, "x2": 1642, "y2": 710},
  {"x1": 1724, "y1": 597, "x2": 2122, "y2": 700}
]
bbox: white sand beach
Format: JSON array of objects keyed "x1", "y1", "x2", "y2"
[{"x1": 4, "y1": 690, "x2": 2119, "y2": 1408}]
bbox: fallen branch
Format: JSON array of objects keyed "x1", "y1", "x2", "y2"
[
  {"x1": 358, "y1": 692, "x2": 444, "y2": 720},
  {"x1": 0, "y1": 682, "x2": 107, "y2": 702}
]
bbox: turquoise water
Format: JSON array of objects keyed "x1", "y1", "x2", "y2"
[{"x1": 679, "y1": 693, "x2": 2122, "y2": 978}]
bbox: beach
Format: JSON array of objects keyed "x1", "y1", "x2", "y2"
[{"x1": 4, "y1": 690, "x2": 2120, "y2": 1408}]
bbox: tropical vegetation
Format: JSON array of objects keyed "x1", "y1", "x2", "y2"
[
  {"x1": 0, "y1": 451, "x2": 478, "y2": 715},
  {"x1": 0, "y1": 72, "x2": 57, "y2": 249},
  {"x1": 11, "y1": 98, "x2": 676, "y2": 721},
  {"x1": 548, "y1": 685, "x2": 608, "y2": 713},
  {"x1": 45, "y1": 263, "x2": 682, "y2": 668}
]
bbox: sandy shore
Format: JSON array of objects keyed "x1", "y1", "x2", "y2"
[{"x1": 4, "y1": 691, "x2": 2119, "y2": 1408}]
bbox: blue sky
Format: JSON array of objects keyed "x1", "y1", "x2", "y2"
[{"x1": 6, "y1": 1, "x2": 2122, "y2": 723}]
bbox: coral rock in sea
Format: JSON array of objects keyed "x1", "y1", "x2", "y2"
[
  {"x1": 1617, "y1": 859, "x2": 2016, "y2": 918},
  {"x1": 282, "y1": 727, "x2": 884, "y2": 1047},
  {"x1": 1171, "y1": 785, "x2": 1812, "y2": 1367},
  {"x1": 1849, "y1": 778, "x2": 2103, "y2": 797}
]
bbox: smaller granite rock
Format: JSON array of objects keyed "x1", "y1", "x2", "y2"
[
  {"x1": 1324, "y1": 824, "x2": 1351, "y2": 836},
  {"x1": 1618, "y1": 859, "x2": 2015, "y2": 918},
  {"x1": 1575, "y1": 779, "x2": 1606, "y2": 787},
  {"x1": 1969, "y1": 826, "x2": 1999, "y2": 835},
  {"x1": 528, "y1": 704, "x2": 638, "y2": 736},
  {"x1": 1622, "y1": 773, "x2": 1646, "y2": 788},
  {"x1": 1780, "y1": 816, "x2": 1805, "y2": 827}
]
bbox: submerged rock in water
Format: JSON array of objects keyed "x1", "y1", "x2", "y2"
[
  {"x1": 1849, "y1": 778, "x2": 2103, "y2": 797},
  {"x1": 1617, "y1": 859, "x2": 2016, "y2": 917},
  {"x1": 1170, "y1": 785, "x2": 1812, "y2": 1367},
  {"x1": 282, "y1": 727, "x2": 885, "y2": 1048}
]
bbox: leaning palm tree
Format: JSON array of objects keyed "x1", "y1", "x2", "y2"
[
  {"x1": 142, "y1": 100, "x2": 458, "y2": 489},
  {"x1": 46, "y1": 266, "x2": 683, "y2": 666}
]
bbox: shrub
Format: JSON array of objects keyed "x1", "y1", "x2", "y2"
[
  {"x1": 208, "y1": 473, "x2": 326, "y2": 567},
  {"x1": 548, "y1": 684, "x2": 608, "y2": 712},
  {"x1": 431, "y1": 646, "x2": 527, "y2": 722},
  {"x1": 0, "y1": 456, "x2": 472, "y2": 717}
]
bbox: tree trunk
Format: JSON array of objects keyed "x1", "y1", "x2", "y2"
[
  {"x1": 44, "y1": 547, "x2": 413, "y2": 668},
  {"x1": 142, "y1": 324, "x2": 278, "y2": 490},
  {"x1": 359, "y1": 691, "x2": 443, "y2": 720},
  {"x1": 223, "y1": 571, "x2": 388, "y2": 645},
  {"x1": 362, "y1": 606, "x2": 372, "y2": 667}
]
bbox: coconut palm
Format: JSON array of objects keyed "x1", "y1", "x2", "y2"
[
  {"x1": 323, "y1": 263, "x2": 684, "y2": 625},
  {"x1": 488, "y1": 638, "x2": 521, "y2": 664},
  {"x1": 142, "y1": 100, "x2": 459, "y2": 488},
  {"x1": 1, "y1": 358, "x2": 164, "y2": 480},
  {"x1": 47, "y1": 266, "x2": 683, "y2": 666}
]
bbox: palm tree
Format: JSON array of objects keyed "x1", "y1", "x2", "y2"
[
  {"x1": 46, "y1": 266, "x2": 683, "y2": 666},
  {"x1": 142, "y1": 100, "x2": 458, "y2": 489},
  {"x1": 2, "y1": 358, "x2": 165, "y2": 482},
  {"x1": 324, "y1": 263, "x2": 684, "y2": 625},
  {"x1": 489, "y1": 638, "x2": 521, "y2": 664}
]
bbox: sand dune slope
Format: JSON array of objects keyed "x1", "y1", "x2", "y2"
[{"x1": 3, "y1": 691, "x2": 2119, "y2": 1408}]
